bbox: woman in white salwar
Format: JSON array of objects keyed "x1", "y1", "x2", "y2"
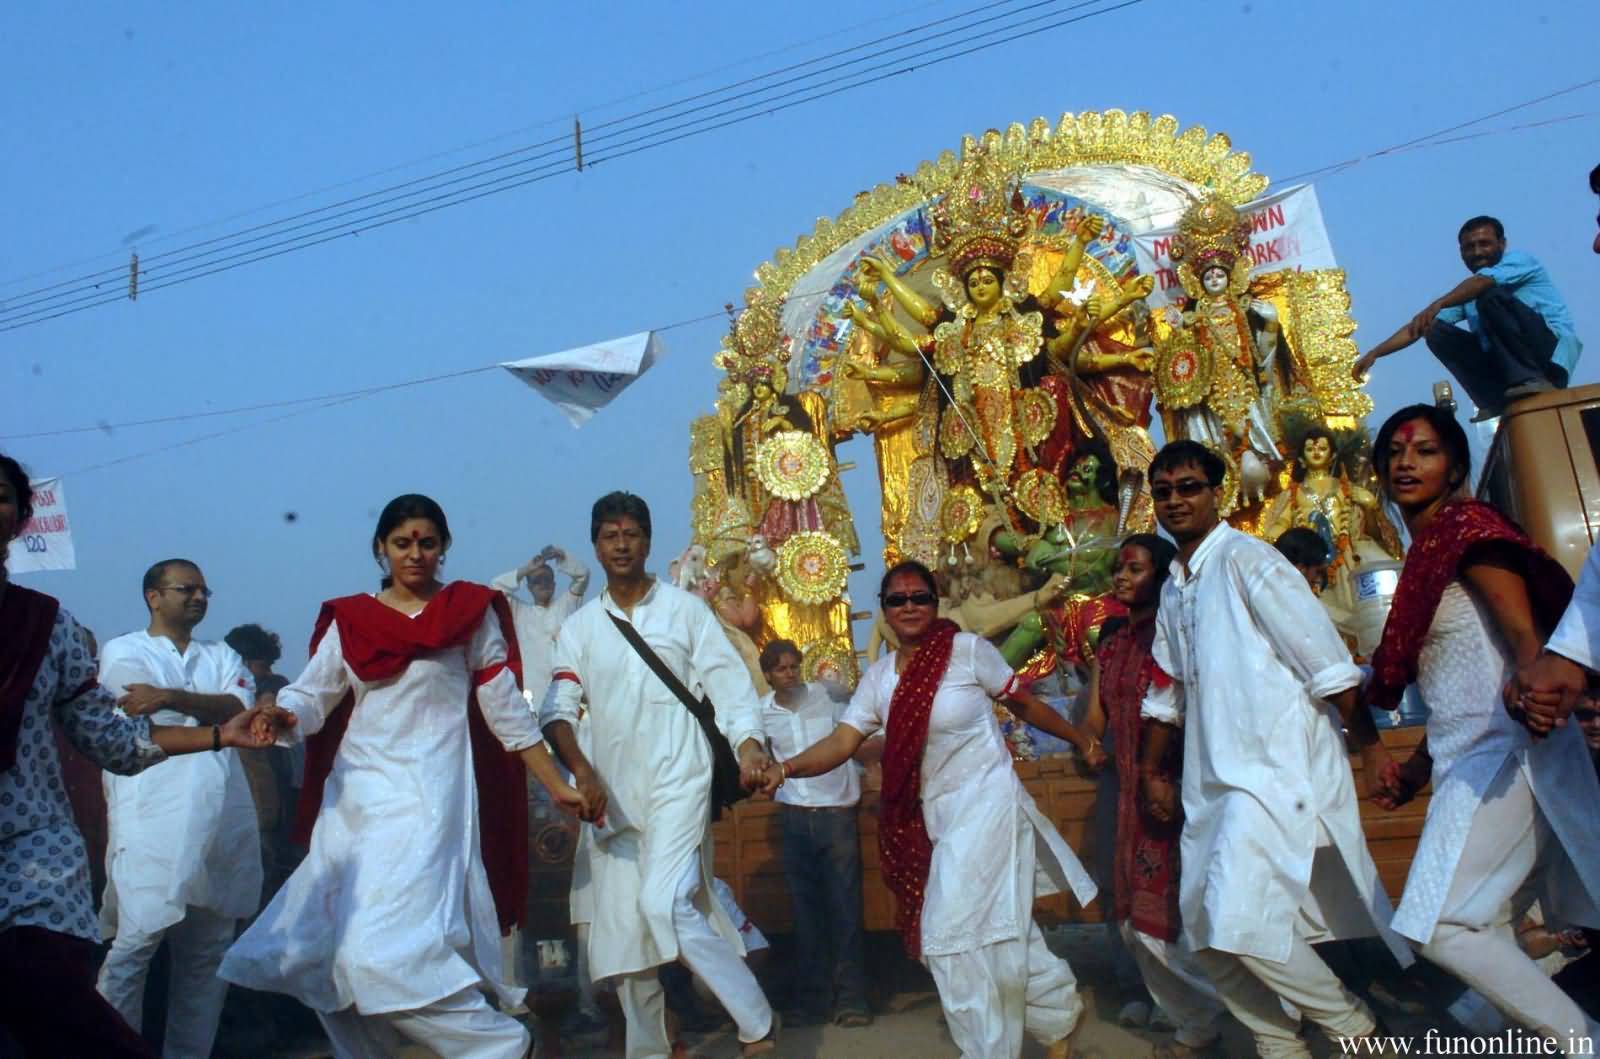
[
  {"x1": 1367, "y1": 405, "x2": 1600, "y2": 1051},
  {"x1": 221, "y1": 495, "x2": 583, "y2": 1059},
  {"x1": 761, "y1": 561, "x2": 1104, "y2": 1059}
]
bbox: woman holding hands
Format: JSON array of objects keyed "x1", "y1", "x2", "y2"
[
  {"x1": 760, "y1": 560, "x2": 1103, "y2": 1059},
  {"x1": 222, "y1": 494, "x2": 584, "y2": 1059}
]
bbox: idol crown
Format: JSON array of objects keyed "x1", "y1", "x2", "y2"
[
  {"x1": 1170, "y1": 196, "x2": 1252, "y2": 273},
  {"x1": 931, "y1": 144, "x2": 1033, "y2": 279}
]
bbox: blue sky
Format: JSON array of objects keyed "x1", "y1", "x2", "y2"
[{"x1": 4, "y1": 1, "x2": 1597, "y2": 657}]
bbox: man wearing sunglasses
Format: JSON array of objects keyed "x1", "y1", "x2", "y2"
[
  {"x1": 1136, "y1": 441, "x2": 1410, "y2": 1059},
  {"x1": 95, "y1": 559, "x2": 263, "y2": 1059}
]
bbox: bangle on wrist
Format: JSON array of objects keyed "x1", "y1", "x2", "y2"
[
  {"x1": 782, "y1": 760, "x2": 795, "y2": 782},
  {"x1": 211, "y1": 724, "x2": 222, "y2": 752}
]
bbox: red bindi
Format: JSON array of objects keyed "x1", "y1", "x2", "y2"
[{"x1": 1394, "y1": 422, "x2": 1417, "y2": 444}]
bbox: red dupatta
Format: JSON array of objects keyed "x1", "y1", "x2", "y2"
[
  {"x1": 290, "y1": 580, "x2": 530, "y2": 933},
  {"x1": 1369, "y1": 499, "x2": 1574, "y2": 711},
  {"x1": 0, "y1": 584, "x2": 62, "y2": 771},
  {"x1": 879, "y1": 617, "x2": 961, "y2": 958}
]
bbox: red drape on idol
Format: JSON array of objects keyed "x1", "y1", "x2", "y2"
[
  {"x1": 1369, "y1": 499, "x2": 1574, "y2": 712},
  {"x1": 878, "y1": 617, "x2": 961, "y2": 958},
  {"x1": 290, "y1": 581, "x2": 530, "y2": 934}
]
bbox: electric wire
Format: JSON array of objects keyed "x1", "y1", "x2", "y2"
[
  {"x1": 0, "y1": 0, "x2": 1092, "y2": 322},
  {"x1": 0, "y1": 0, "x2": 1002, "y2": 295}
]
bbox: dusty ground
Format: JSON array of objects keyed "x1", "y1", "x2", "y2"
[{"x1": 206, "y1": 923, "x2": 1525, "y2": 1059}]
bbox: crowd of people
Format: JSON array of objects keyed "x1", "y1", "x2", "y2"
[{"x1": 1, "y1": 189, "x2": 1598, "y2": 1059}]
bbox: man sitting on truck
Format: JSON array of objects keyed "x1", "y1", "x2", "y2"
[{"x1": 1355, "y1": 215, "x2": 1581, "y2": 420}]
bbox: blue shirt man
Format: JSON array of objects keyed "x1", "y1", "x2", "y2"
[
  {"x1": 1356, "y1": 215, "x2": 1580, "y2": 419},
  {"x1": 1436, "y1": 248, "x2": 1581, "y2": 378}
]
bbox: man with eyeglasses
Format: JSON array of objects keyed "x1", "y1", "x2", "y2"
[
  {"x1": 1136, "y1": 441, "x2": 1411, "y2": 1059},
  {"x1": 95, "y1": 559, "x2": 263, "y2": 1059}
]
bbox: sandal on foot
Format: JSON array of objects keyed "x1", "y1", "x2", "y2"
[
  {"x1": 1045, "y1": 1020, "x2": 1084, "y2": 1059},
  {"x1": 741, "y1": 1010, "x2": 781, "y2": 1057}
]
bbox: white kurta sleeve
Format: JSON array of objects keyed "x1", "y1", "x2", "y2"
[
  {"x1": 685, "y1": 595, "x2": 765, "y2": 751},
  {"x1": 1141, "y1": 610, "x2": 1186, "y2": 727},
  {"x1": 557, "y1": 554, "x2": 591, "y2": 614},
  {"x1": 542, "y1": 622, "x2": 584, "y2": 729},
  {"x1": 468, "y1": 610, "x2": 542, "y2": 752},
  {"x1": 1239, "y1": 548, "x2": 1362, "y2": 700},
  {"x1": 217, "y1": 645, "x2": 256, "y2": 709},
  {"x1": 968, "y1": 635, "x2": 1018, "y2": 698},
  {"x1": 490, "y1": 568, "x2": 524, "y2": 596},
  {"x1": 1547, "y1": 541, "x2": 1600, "y2": 671},
  {"x1": 95, "y1": 638, "x2": 150, "y2": 699},
  {"x1": 276, "y1": 623, "x2": 352, "y2": 741},
  {"x1": 839, "y1": 670, "x2": 886, "y2": 739}
]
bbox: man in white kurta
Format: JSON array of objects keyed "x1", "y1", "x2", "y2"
[
  {"x1": 1138, "y1": 444, "x2": 1408, "y2": 1059},
  {"x1": 543, "y1": 492, "x2": 774, "y2": 1059},
  {"x1": 491, "y1": 545, "x2": 589, "y2": 702},
  {"x1": 96, "y1": 559, "x2": 261, "y2": 1059}
]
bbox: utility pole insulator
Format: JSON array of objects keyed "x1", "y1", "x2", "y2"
[
  {"x1": 574, "y1": 117, "x2": 584, "y2": 172},
  {"x1": 128, "y1": 252, "x2": 139, "y2": 301}
]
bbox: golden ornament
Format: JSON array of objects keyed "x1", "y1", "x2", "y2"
[
  {"x1": 801, "y1": 637, "x2": 857, "y2": 687},
  {"x1": 775, "y1": 531, "x2": 849, "y2": 604},
  {"x1": 939, "y1": 485, "x2": 985, "y2": 544},
  {"x1": 1017, "y1": 388, "x2": 1058, "y2": 447},
  {"x1": 938, "y1": 407, "x2": 978, "y2": 459},
  {"x1": 1013, "y1": 468, "x2": 1068, "y2": 526},
  {"x1": 1154, "y1": 330, "x2": 1213, "y2": 410},
  {"x1": 755, "y1": 431, "x2": 830, "y2": 501}
]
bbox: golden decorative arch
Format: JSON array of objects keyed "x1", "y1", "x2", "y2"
[{"x1": 742, "y1": 110, "x2": 1267, "y2": 311}]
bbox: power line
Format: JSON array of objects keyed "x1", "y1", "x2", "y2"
[
  {"x1": 0, "y1": 0, "x2": 1082, "y2": 322},
  {"x1": 40, "y1": 309, "x2": 744, "y2": 476},
  {"x1": 0, "y1": 0, "x2": 981, "y2": 296},
  {"x1": 58, "y1": 395, "x2": 369, "y2": 477},
  {"x1": 11, "y1": 64, "x2": 1597, "y2": 443},
  {"x1": 5, "y1": 306, "x2": 765, "y2": 443},
  {"x1": 0, "y1": 0, "x2": 1132, "y2": 332},
  {"x1": 1270, "y1": 76, "x2": 1600, "y2": 187}
]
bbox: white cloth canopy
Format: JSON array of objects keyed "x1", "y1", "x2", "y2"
[{"x1": 501, "y1": 331, "x2": 659, "y2": 427}]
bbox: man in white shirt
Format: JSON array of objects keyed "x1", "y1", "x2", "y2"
[
  {"x1": 492, "y1": 545, "x2": 590, "y2": 704},
  {"x1": 1136, "y1": 443, "x2": 1408, "y2": 1059},
  {"x1": 758, "y1": 639, "x2": 872, "y2": 1029},
  {"x1": 95, "y1": 559, "x2": 262, "y2": 1059},
  {"x1": 544, "y1": 492, "x2": 777, "y2": 1059}
]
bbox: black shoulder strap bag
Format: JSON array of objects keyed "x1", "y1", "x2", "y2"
[{"x1": 606, "y1": 612, "x2": 749, "y2": 820}]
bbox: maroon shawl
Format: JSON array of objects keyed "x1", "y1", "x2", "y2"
[
  {"x1": 291, "y1": 581, "x2": 530, "y2": 933},
  {"x1": 1097, "y1": 615, "x2": 1183, "y2": 942},
  {"x1": 879, "y1": 617, "x2": 961, "y2": 958},
  {"x1": 1, "y1": 585, "x2": 61, "y2": 771},
  {"x1": 1370, "y1": 500, "x2": 1574, "y2": 711}
]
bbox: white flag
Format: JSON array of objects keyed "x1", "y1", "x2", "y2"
[
  {"x1": 501, "y1": 331, "x2": 660, "y2": 428},
  {"x1": 7, "y1": 477, "x2": 76, "y2": 573}
]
